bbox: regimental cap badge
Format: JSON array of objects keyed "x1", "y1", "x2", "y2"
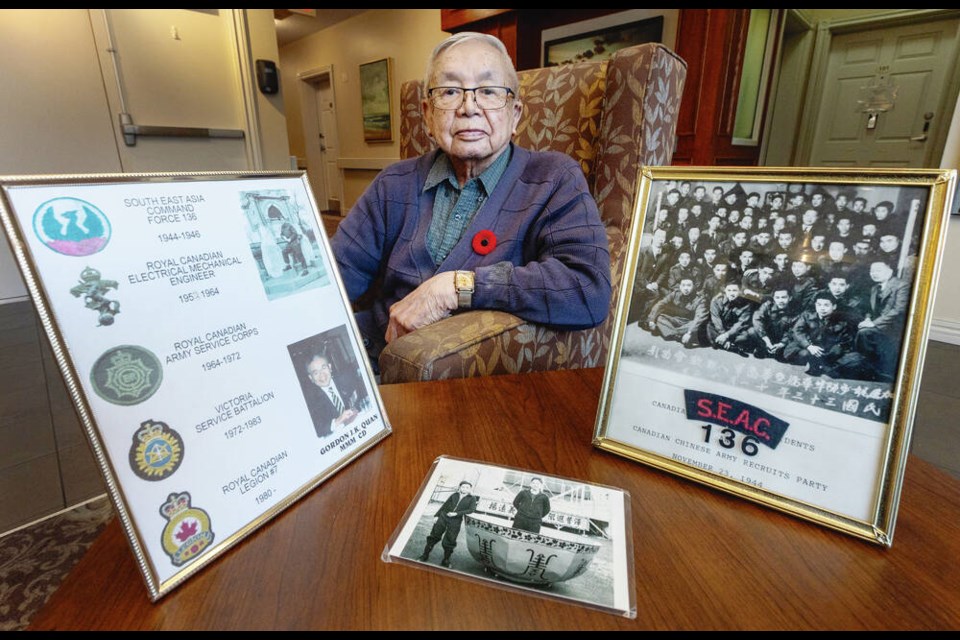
[
  {"x1": 159, "y1": 491, "x2": 215, "y2": 567},
  {"x1": 90, "y1": 345, "x2": 163, "y2": 406}
]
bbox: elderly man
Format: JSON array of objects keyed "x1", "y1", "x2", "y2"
[{"x1": 331, "y1": 33, "x2": 611, "y2": 366}]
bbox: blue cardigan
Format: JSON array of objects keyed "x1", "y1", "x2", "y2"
[{"x1": 330, "y1": 145, "x2": 612, "y2": 338}]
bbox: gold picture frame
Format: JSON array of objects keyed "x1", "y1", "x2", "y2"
[
  {"x1": 594, "y1": 166, "x2": 956, "y2": 546},
  {"x1": 359, "y1": 57, "x2": 393, "y2": 143},
  {"x1": 0, "y1": 171, "x2": 392, "y2": 600}
]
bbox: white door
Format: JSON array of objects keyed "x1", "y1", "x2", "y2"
[
  {"x1": 301, "y1": 70, "x2": 343, "y2": 213},
  {"x1": 808, "y1": 17, "x2": 960, "y2": 167},
  {"x1": 89, "y1": 9, "x2": 253, "y2": 172},
  {"x1": 316, "y1": 77, "x2": 343, "y2": 213}
]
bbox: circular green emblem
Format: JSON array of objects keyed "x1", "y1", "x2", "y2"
[{"x1": 90, "y1": 345, "x2": 163, "y2": 405}]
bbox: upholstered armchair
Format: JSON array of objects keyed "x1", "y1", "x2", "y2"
[{"x1": 378, "y1": 42, "x2": 687, "y2": 383}]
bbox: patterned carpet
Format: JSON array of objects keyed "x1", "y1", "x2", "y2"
[{"x1": 0, "y1": 496, "x2": 114, "y2": 631}]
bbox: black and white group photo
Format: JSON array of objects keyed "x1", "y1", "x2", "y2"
[
  {"x1": 621, "y1": 177, "x2": 927, "y2": 423},
  {"x1": 385, "y1": 457, "x2": 633, "y2": 617}
]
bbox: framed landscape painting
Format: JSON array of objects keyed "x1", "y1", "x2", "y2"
[
  {"x1": 359, "y1": 57, "x2": 393, "y2": 143},
  {"x1": 543, "y1": 16, "x2": 663, "y2": 67}
]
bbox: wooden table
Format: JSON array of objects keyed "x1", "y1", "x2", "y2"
[{"x1": 29, "y1": 368, "x2": 960, "y2": 630}]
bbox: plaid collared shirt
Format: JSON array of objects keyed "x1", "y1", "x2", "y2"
[{"x1": 423, "y1": 146, "x2": 512, "y2": 265}]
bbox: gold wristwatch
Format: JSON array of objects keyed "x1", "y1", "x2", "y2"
[{"x1": 454, "y1": 270, "x2": 475, "y2": 309}]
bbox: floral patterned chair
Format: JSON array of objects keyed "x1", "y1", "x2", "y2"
[{"x1": 378, "y1": 42, "x2": 687, "y2": 383}]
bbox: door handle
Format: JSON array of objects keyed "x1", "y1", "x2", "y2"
[{"x1": 912, "y1": 119, "x2": 932, "y2": 142}]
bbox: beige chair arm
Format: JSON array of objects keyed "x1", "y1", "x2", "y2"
[{"x1": 378, "y1": 310, "x2": 525, "y2": 383}]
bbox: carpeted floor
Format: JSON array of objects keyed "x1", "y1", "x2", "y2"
[{"x1": 0, "y1": 495, "x2": 114, "y2": 631}]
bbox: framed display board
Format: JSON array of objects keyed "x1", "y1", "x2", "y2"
[
  {"x1": 0, "y1": 171, "x2": 391, "y2": 600},
  {"x1": 594, "y1": 166, "x2": 955, "y2": 546}
]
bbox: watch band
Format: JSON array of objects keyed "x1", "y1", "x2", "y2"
[{"x1": 455, "y1": 270, "x2": 475, "y2": 309}]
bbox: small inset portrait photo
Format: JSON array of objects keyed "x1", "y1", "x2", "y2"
[{"x1": 287, "y1": 324, "x2": 371, "y2": 440}]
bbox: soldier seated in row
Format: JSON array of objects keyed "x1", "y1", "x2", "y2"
[
  {"x1": 645, "y1": 277, "x2": 708, "y2": 348},
  {"x1": 744, "y1": 287, "x2": 799, "y2": 361},
  {"x1": 706, "y1": 281, "x2": 754, "y2": 356},
  {"x1": 781, "y1": 290, "x2": 866, "y2": 378}
]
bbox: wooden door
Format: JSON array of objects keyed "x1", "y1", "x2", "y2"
[{"x1": 808, "y1": 17, "x2": 960, "y2": 167}]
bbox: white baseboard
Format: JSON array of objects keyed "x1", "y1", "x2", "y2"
[{"x1": 929, "y1": 318, "x2": 960, "y2": 346}]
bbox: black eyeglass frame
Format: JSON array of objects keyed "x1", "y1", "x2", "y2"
[{"x1": 426, "y1": 86, "x2": 516, "y2": 110}]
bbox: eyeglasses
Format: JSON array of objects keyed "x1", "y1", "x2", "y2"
[{"x1": 427, "y1": 86, "x2": 515, "y2": 110}]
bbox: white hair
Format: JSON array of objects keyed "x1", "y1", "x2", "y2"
[{"x1": 423, "y1": 31, "x2": 519, "y2": 92}]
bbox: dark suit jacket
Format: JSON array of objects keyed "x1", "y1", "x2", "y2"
[
  {"x1": 436, "y1": 492, "x2": 478, "y2": 521},
  {"x1": 783, "y1": 310, "x2": 855, "y2": 363},
  {"x1": 867, "y1": 277, "x2": 911, "y2": 336},
  {"x1": 305, "y1": 372, "x2": 367, "y2": 438},
  {"x1": 637, "y1": 245, "x2": 672, "y2": 288}
]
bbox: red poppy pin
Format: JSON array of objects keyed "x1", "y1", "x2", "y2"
[{"x1": 472, "y1": 229, "x2": 497, "y2": 255}]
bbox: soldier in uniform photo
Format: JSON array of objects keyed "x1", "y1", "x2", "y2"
[
  {"x1": 707, "y1": 281, "x2": 754, "y2": 356},
  {"x1": 782, "y1": 290, "x2": 864, "y2": 378},
  {"x1": 418, "y1": 480, "x2": 478, "y2": 568},
  {"x1": 646, "y1": 277, "x2": 708, "y2": 347},
  {"x1": 276, "y1": 218, "x2": 308, "y2": 276},
  {"x1": 746, "y1": 287, "x2": 799, "y2": 360}
]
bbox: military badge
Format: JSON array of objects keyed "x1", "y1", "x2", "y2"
[
  {"x1": 130, "y1": 420, "x2": 183, "y2": 481},
  {"x1": 90, "y1": 345, "x2": 163, "y2": 405},
  {"x1": 70, "y1": 266, "x2": 121, "y2": 326},
  {"x1": 32, "y1": 196, "x2": 111, "y2": 256},
  {"x1": 159, "y1": 492, "x2": 215, "y2": 567}
]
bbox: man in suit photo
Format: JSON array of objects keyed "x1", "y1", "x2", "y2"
[{"x1": 303, "y1": 351, "x2": 368, "y2": 438}]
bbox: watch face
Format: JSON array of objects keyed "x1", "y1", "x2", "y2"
[{"x1": 456, "y1": 272, "x2": 474, "y2": 291}]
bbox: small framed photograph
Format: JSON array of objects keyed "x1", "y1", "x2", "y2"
[
  {"x1": 0, "y1": 171, "x2": 391, "y2": 600},
  {"x1": 594, "y1": 166, "x2": 956, "y2": 546},
  {"x1": 383, "y1": 456, "x2": 636, "y2": 618},
  {"x1": 359, "y1": 57, "x2": 393, "y2": 143}
]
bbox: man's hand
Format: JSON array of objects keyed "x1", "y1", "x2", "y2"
[
  {"x1": 807, "y1": 344, "x2": 825, "y2": 357},
  {"x1": 385, "y1": 272, "x2": 458, "y2": 343},
  {"x1": 335, "y1": 408, "x2": 359, "y2": 427}
]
